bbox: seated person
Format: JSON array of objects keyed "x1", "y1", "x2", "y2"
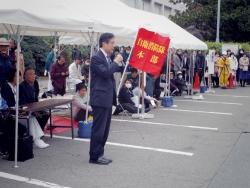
[
  {"x1": 155, "y1": 70, "x2": 169, "y2": 98},
  {"x1": 133, "y1": 81, "x2": 160, "y2": 108},
  {"x1": 169, "y1": 72, "x2": 179, "y2": 95},
  {"x1": 127, "y1": 68, "x2": 139, "y2": 89},
  {"x1": 175, "y1": 71, "x2": 196, "y2": 96},
  {"x1": 0, "y1": 93, "x2": 27, "y2": 144},
  {"x1": 19, "y1": 68, "x2": 50, "y2": 132},
  {"x1": 72, "y1": 84, "x2": 92, "y2": 122},
  {"x1": 114, "y1": 79, "x2": 150, "y2": 115},
  {"x1": 81, "y1": 56, "x2": 90, "y2": 85},
  {"x1": 68, "y1": 57, "x2": 84, "y2": 90},
  {"x1": 1, "y1": 68, "x2": 49, "y2": 149}
]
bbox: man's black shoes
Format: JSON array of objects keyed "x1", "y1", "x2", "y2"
[
  {"x1": 89, "y1": 156, "x2": 113, "y2": 165},
  {"x1": 89, "y1": 156, "x2": 109, "y2": 165}
]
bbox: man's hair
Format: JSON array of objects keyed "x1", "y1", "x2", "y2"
[
  {"x1": 6, "y1": 68, "x2": 21, "y2": 82},
  {"x1": 57, "y1": 54, "x2": 65, "y2": 60},
  {"x1": 160, "y1": 70, "x2": 166, "y2": 74},
  {"x1": 99, "y1": 33, "x2": 115, "y2": 48},
  {"x1": 24, "y1": 67, "x2": 34, "y2": 75},
  {"x1": 130, "y1": 68, "x2": 138, "y2": 74},
  {"x1": 52, "y1": 45, "x2": 55, "y2": 49}
]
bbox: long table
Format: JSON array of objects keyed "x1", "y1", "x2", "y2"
[{"x1": 22, "y1": 99, "x2": 74, "y2": 139}]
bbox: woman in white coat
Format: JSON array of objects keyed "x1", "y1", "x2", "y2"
[{"x1": 229, "y1": 52, "x2": 238, "y2": 81}]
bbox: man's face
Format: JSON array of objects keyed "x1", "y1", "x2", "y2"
[
  {"x1": 53, "y1": 46, "x2": 58, "y2": 53},
  {"x1": 126, "y1": 48, "x2": 131, "y2": 54},
  {"x1": 102, "y1": 37, "x2": 115, "y2": 55},
  {"x1": 131, "y1": 72, "x2": 137, "y2": 78},
  {"x1": 13, "y1": 72, "x2": 21, "y2": 85},
  {"x1": 172, "y1": 49, "x2": 176, "y2": 54},
  {"x1": 58, "y1": 57, "x2": 65, "y2": 65},
  {"x1": 75, "y1": 59, "x2": 80, "y2": 65},
  {"x1": 193, "y1": 51, "x2": 197, "y2": 56},
  {"x1": 9, "y1": 40, "x2": 14, "y2": 48},
  {"x1": 160, "y1": 73, "x2": 166, "y2": 79},
  {"x1": 170, "y1": 74, "x2": 173, "y2": 79},
  {"x1": 183, "y1": 53, "x2": 187, "y2": 57},
  {"x1": 24, "y1": 70, "x2": 35, "y2": 84},
  {"x1": 0, "y1": 45, "x2": 8, "y2": 55},
  {"x1": 177, "y1": 50, "x2": 182, "y2": 55},
  {"x1": 78, "y1": 88, "x2": 87, "y2": 97}
]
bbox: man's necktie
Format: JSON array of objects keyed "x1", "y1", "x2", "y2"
[{"x1": 107, "y1": 55, "x2": 111, "y2": 65}]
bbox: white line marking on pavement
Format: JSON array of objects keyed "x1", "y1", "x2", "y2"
[
  {"x1": 0, "y1": 172, "x2": 70, "y2": 188},
  {"x1": 161, "y1": 109, "x2": 233, "y2": 115},
  {"x1": 111, "y1": 119, "x2": 218, "y2": 131},
  {"x1": 45, "y1": 135, "x2": 193, "y2": 156},
  {"x1": 174, "y1": 100, "x2": 242, "y2": 105},
  {"x1": 203, "y1": 94, "x2": 249, "y2": 98}
]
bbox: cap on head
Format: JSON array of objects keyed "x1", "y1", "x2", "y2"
[
  {"x1": 177, "y1": 71, "x2": 182, "y2": 75},
  {"x1": 0, "y1": 38, "x2": 9, "y2": 46}
]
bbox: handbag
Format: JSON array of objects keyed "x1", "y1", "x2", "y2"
[
  {"x1": 243, "y1": 66, "x2": 248, "y2": 71},
  {"x1": 7, "y1": 135, "x2": 34, "y2": 162}
]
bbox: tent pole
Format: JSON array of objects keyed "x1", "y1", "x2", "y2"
[
  {"x1": 85, "y1": 31, "x2": 94, "y2": 121},
  {"x1": 190, "y1": 50, "x2": 194, "y2": 96},
  {"x1": 13, "y1": 25, "x2": 20, "y2": 168}
]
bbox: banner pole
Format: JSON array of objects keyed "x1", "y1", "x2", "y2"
[
  {"x1": 168, "y1": 48, "x2": 171, "y2": 96},
  {"x1": 117, "y1": 29, "x2": 140, "y2": 97}
]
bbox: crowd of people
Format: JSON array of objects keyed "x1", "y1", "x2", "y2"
[{"x1": 1, "y1": 35, "x2": 250, "y2": 154}]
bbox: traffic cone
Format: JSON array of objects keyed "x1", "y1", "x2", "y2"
[
  {"x1": 228, "y1": 73, "x2": 234, "y2": 89},
  {"x1": 193, "y1": 72, "x2": 200, "y2": 90}
]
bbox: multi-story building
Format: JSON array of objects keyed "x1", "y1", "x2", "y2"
[{"x1": 120, "y1": 0, "x2": 186, "y2": 17}]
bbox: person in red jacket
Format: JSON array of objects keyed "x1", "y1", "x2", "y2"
[{"x1": 50, "y1": 55, "x2": 68, "y2": 96}]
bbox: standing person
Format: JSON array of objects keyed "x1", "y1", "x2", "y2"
[
  {"x1": 197, "y1": 50, "x2": 205, "y2": 84},
  {"x1": 192, "y1": 50, "x2": 200, "y2": 85},
  {"x1": 226, "y1": 49, "x2": 231, "y2": 57},
  {"x1": 219, "y1": 51, "x2": 230, "y2": 89},
  {"x1": 229, "y1": 52, "x2": 238, "y2": 83},
  {"x1": 50, "y1": 55, "x2": 68, "y2": 96},
  {"x1": 81, "y1": 56, "x2": 90, "y2": 85},
  {"x1": 239, "y1": 53, "x2": 249, "y2": 87},
  {"x1": 45, "y1": 45, "x2": 57, "y2": 91},
  {"x1": 182, "y1": 50, "x2": 190, "y2": 81},
  {"x1": 68, "y1": 57, "x2": 84, "y2": 87},
  {"x1": 0, "y1": 38, "x2": 13, "y2": 90},
  {"x1": 236, "y1": 49, "x2": 244, "y2": 85},
  {"x1": 72, "y1": 45, "x2": 83, "y2": 61},
  {"x1": 14, "y1": 46, "x2": 25, "y2": 81},
  {"x1": 8, "y1": 38, "x2": 15, "y2": 60},
  {"x1": 89, "y1": 33, "x2": 123, "y2": 165},
  {"x1": 174, "y1": 49, "x2": 182, "y2": 78},
  {"x1": 212, "y1": 51, "x2": 221, "y2": 88}
]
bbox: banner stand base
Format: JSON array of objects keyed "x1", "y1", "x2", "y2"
[{"x1": 132, "y1": 113, "x2": 154, "y2": 119}]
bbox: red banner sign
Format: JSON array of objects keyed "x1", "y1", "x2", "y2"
[{"x1": 129, "y1": 28, "x2": 170, "y2": 75}]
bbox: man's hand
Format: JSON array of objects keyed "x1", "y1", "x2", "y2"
[
  {"x1": 42, "y1": 110, "x2": 49, "y2": 116},
  {"x1": 114, "y1": 54, "x2": 123, "y2": 64},
  {"x1": 179, "y1": 67, "x2": 182, "y2": 71},
  {"x1": 33, "y1": 112, "x2": 42, "y2": 118},
  {"x1": 61, "y1": 72, "x2": 66, "y2": 76},
  {"x1": 65, "y1": 71, "x2": 69, "y2": 75}
]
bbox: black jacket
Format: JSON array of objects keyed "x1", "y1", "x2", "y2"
[
  {"x1": 118, "y1": 86, "x2": 135, "y2": 105},
  {"x1": 1, "y1": 84, "x2": 15, "y2": 107},
  {"x1": 72, "y1": 48, "x2": 82, "y2": 61},
  {"x1": 19, "y1": 80, "x2": 39, "y2": 105}
]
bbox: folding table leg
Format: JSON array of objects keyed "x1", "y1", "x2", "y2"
[
  {"x1": 70, "y1": 102, "x2": 74, "y2": 139},
  {"x1": 49, "y1": 108, "x2": 52, "y2": 138}
]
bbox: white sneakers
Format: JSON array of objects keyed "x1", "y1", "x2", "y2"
[{"x1": 33, "y1": 138, "x2": 49, "y2": 149}]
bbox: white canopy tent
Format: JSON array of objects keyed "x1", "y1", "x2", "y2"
[{"x1": 58, "y1": 0, "x2": 207, "y2": 50}]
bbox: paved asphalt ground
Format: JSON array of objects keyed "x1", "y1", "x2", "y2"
[{"x1": 1, "y1": 78, "x2": 250, "y2": 188}]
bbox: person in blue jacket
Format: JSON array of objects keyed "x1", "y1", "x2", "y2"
[
  {"x1": 45, "y1": 45, "x2": 57, "y2": 91},
  {"x1": 0, "y1": 38, "x2": 13, "y2": 90}
]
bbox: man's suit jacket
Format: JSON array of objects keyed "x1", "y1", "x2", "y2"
[
  {"x1": 19, "y1": 80, "x2": 39, "y2": 105},
  {"x1": 1, "y1": 83, "x2": 16, "y2": 107},
  {"x1": 90, "y1": 50, "x2": 120, "y2": 108}
]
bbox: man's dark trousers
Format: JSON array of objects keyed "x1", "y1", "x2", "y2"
[{"x1": 89, "y1": 106, "x2": 112, "y2": 160}]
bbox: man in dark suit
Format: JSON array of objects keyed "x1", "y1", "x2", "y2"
[
  {"x1": 89, "y1": 33, "x2": 123, "y2": 165},
  {"x1": 19, "y1": 68, "x2": 49, "y2": 130},
  {"x1": 182, "y1": 51, "x2": 190, "y2": 82}
]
